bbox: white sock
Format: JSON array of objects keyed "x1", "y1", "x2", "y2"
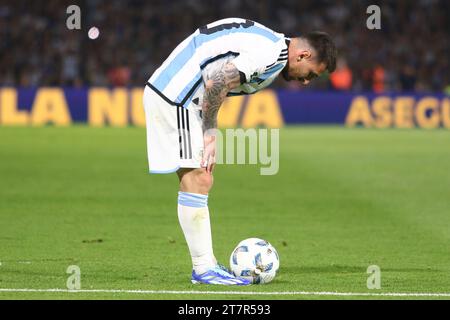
[{"x1": 177, "y1": 192, "x2": 216, "y2": 274}]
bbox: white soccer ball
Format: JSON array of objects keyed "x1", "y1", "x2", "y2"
[{"x1": 229, "y1": 238, "x2": 280, "y2": 284}]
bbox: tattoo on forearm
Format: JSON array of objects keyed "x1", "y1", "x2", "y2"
[{"x1": 202, "y1": 63, "x2": 241, "y2": 132}]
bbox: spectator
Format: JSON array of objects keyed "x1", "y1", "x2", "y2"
[
  {"x1": 372, "y1": 65, "x2": 385, "y2": 93},
  {"x1": 330, "y1": 57, "x2": 352, "y2": 91},
  {"x1": 0, "y1": 0, "x2": 448, "y2": 92}
]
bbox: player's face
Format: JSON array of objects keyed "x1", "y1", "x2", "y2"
[
  {"x1": 283, "y1": 50, "x2": 327, "y2": 85},
  {"x1": 295, "y1": 60, "x2": 327, "y2": 85}
]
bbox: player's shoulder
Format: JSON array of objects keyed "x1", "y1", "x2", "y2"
[
  {"x1": 200, "y1": 17, "x2": 287, "y2": 63},
  {"x1": 245, "y1": 30, "x2": 288, "y2": 64}
]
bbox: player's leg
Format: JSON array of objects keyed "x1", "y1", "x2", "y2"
[
  {"x1": 177, "y1": 167, "x2": 250, "y2": 285},
  {"x1": 176, "y1": 168, "x2": 215, "y2": 274}
]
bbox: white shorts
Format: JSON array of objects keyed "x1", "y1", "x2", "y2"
[{"x1": 143, "y1": 85, "x2": 204, "y2": 174}]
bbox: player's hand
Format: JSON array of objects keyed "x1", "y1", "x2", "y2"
[{"x1": 202, "y1": 130, "x2": 216, "y2": 173}]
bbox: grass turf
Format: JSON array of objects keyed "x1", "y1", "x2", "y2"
[{"x1": 0, "y1": 126, "x2": 449, "y2": 300}]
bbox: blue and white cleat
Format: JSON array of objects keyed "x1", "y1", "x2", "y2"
[
  {"x1": 217, "y1": 263, "x2": 232, "y2": 273},
  {"x1": 191, "y1": 265, "x2": 251, "y2": 285}
]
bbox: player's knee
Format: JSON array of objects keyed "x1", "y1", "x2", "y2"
[
  {"x1": 179, "y1": 168, "x2": 213, "y2": 194},
  {"x1": 195, "y1": 170, "x2": 213, "y2": 192}
]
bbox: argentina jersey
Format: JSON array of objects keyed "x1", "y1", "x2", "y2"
[{"x1": 147, "y1": 18, "x2": 290, "y2": 108}]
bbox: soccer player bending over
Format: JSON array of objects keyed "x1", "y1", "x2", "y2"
[{"x1": 143, "y1": 18, "x2": 337, "y2": 285}]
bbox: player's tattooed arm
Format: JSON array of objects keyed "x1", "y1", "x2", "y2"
[{"x1": 202, "y1": 62, "x2": 241, "y2": 132}]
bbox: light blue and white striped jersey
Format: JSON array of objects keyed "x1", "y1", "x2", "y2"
[{"x1": 147, "y1": 18, "x2": 290, "y2": 108}]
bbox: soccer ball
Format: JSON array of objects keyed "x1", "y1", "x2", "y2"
[{"x1": 229, "y1": 238, "x2": 280, "y2": 284}]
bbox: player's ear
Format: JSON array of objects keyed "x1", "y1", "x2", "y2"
[{"x1": 299, "y1": 50, "x2": 312, "y2": 60}]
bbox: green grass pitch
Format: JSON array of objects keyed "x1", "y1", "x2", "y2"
[{"x1": 0, "y1": 126, "x2": 449, "y2": 300}]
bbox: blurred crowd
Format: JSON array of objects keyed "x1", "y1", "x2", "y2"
[{"x1": 0, "y1": 0, "x2": 449, "y2": 92}]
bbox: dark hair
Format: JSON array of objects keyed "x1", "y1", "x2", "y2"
[{"x1": 303, "y1": 31, "x2": 337, "y2": 73}]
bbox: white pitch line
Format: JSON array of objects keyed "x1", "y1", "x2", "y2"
[{"x1": 0, "y1": 288, "x2": 449, "y2": 297}]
